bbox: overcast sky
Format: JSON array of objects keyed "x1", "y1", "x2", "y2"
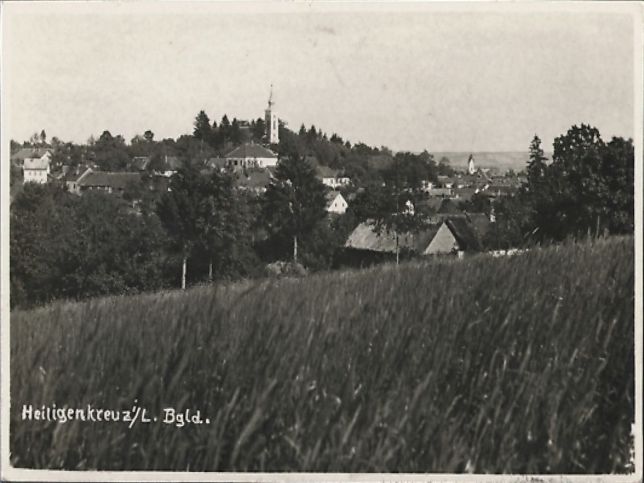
[{"x1": 2, "y1": 2, "x2": 637, "y2": 152}]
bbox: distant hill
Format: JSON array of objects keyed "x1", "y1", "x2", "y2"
[{"x1": 431, "y1": 152, "x2": 552, "y2": 173}]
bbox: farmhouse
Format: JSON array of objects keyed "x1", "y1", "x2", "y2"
[
  {"x1": 326, "y1": 192, "x2": 348, "y2": 215},
  {"x1": 66, "y1": 168, "x2": 141, "y2": 195},
  {"x1": 225, "y1": 142, "x2": 278, "y2": 169},
  {"x1": 422, "y1": 218, "x2": 481, "y2": 255},
  {"x1": 23, "y1": 156, "x2": 50, "y2": 184},
  {"x1": 345, "y1": 214, "x2": 488, "y2": 260}
]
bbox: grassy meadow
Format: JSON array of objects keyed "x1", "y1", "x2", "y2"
[{"x1": 10, "y1": 236, "x2": 635, "y2": 473}]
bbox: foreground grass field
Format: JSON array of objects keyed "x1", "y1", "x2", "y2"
[{"x1": 11, "y1": 236, "x2": 634, "y2": 473}]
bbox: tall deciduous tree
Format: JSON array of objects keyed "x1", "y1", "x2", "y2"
[
  {"x1": 93, "y1": 130, "x2": 130, "y2": 171},
  {"x1": 156, "y1": 167, "x2": 205, "y2": 289},
  {"x1": 351, "y1": 155, "x2": 429, "y2": 264},
  {"x1": 524, "y1": 124, "x2": 633, "y2": 242},
  {"x1": 261, "y1": 156, "x2": 327, "y2": 263},
  {"x1": 199, "y1": 170, "x2": 255, "y2": 281}
]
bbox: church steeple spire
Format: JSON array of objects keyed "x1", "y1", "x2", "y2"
[
  {"x1": 265, "y1": 84, "x2": 279, "y2": 144},
  {"x1": 267, "y1": 84, "x2": 274, "y2": 109}
]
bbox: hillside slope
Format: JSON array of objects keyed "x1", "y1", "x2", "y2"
[{"x1": 10, "y1": 236, "x2": 635, "y2": 473}]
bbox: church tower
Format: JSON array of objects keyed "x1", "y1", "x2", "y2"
[
  {"x1": 467, "y1": 154, "x2": 476, "y2": 175},
  {"x1": 265, "y1": 85, "x2": 279, "y2": 145}
]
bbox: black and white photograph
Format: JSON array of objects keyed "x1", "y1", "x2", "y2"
[{"x1": 1, "y1": 1, "x2": 641, "y2": 481}]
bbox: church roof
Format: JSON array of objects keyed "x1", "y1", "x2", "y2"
[{"x1": 225, "y1": 143, "x2": 277, "y2": 160}]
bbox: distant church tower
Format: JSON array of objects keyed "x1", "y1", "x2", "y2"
[
  {"x1": 265, "y1": 85, "x2": 279, "y2": 145},
  {"x1": 467, "y1": 154, "x2": 476, "y2": 175}
]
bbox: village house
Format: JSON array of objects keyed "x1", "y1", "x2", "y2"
[
  {"x1": 66, "y1": 168, "x2": 141, "y2": 196},
  {"x1": 344, "y1": 212, "x2": 489, "y2": 262},
  {"x1": 316, "y1": 165, "x2": 351, "y2": 189},
  {"x1": 426, "y1": 187, "x2": 453, "y2": 198},
  {"x1": 11, "y1": 147, "x2": 51, "y2": 167},
  {"x1": 326, "y1": 191, "x2": 348, "y2": 215},
  {"x1": 23, "y1": 156, "x2": 51, "y2": 184},
  {"x1": 225, "y1": 142, "x2": 278, "y2": 169}
]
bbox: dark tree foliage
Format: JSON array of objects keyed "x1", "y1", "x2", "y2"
[
  {"x1": 193, "y1": 110, "x2": 213, "y2": 144},
  {"x1": 529, "y1": 125, "x2": 633, "y2": 241},
  {"x1": 351, "y1": 153, "x2": 432, "y2": 262},
  {"x1": 197, "y1": 170, "x2": 259, "y2": 281},
  {"x1": 10, "y1": 184, "x2": 169, "y2": 308},
  {"x1": 156, "y1": 166, "x2": 258, "y2": 287},
  {"x1": 92, "y1": 131, "x2": 130, "y2": 171},
  {"x1": 219, "y1": 114, "x2": 231, "y2": 147},
  {"x1": 278, "y1": 126, "x2": 307, "y2": 159},
  {"x1": 437, "y1": 156, "x2": 455, "y2": 176},
  {"x1": 459, "y1": 192, "x2": 492, "y2": 216},
  {"x1": 490, "y1": 124, "x2": 634, "y2": 248},
  {"x1": 483, "y1": 195, "x2": 532, "y2": 250},
  {"x1": 252, "y1": 117, "x2": 266, "y2": 142},
  {"x1": 230, "y1": 118, "x2": 242, "y2": 146},
  {"x1": 527, "y1": 135, "x2": 548, "y2": 185},
  {"x1": 387, "y1": 151, "x2": 438, "y2": 189},
  {"x1": 260, "y1": 156, "x2": 328, "y2": 263},
  {"x1": 156, "y1": 166, "x2": 206, "y2": 288}
]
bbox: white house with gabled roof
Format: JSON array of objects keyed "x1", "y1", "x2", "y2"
[
  {"x1": 23, "y1": 155, "x2": 51, "y2": 184},
  {"x1": 326, "y1": 192, "x2": 348, "y2": 215}
]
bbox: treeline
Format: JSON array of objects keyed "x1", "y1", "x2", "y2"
[
  {"x1": 10, "y1": 156, "x2": 356, "y2": 309},
  {"x1": 487, "y1": 125, "x2": 634, "y2": 248},
  {"x1": 11, "y1": 110, "x2": 448, "y2": 187},
  {"x1": 10, "y1": 123, "x2": 634, "y2": 309}
]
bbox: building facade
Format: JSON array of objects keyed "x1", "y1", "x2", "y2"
[{"x1": 23, "y1": 155, "x2": 50, "y2": 184}]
